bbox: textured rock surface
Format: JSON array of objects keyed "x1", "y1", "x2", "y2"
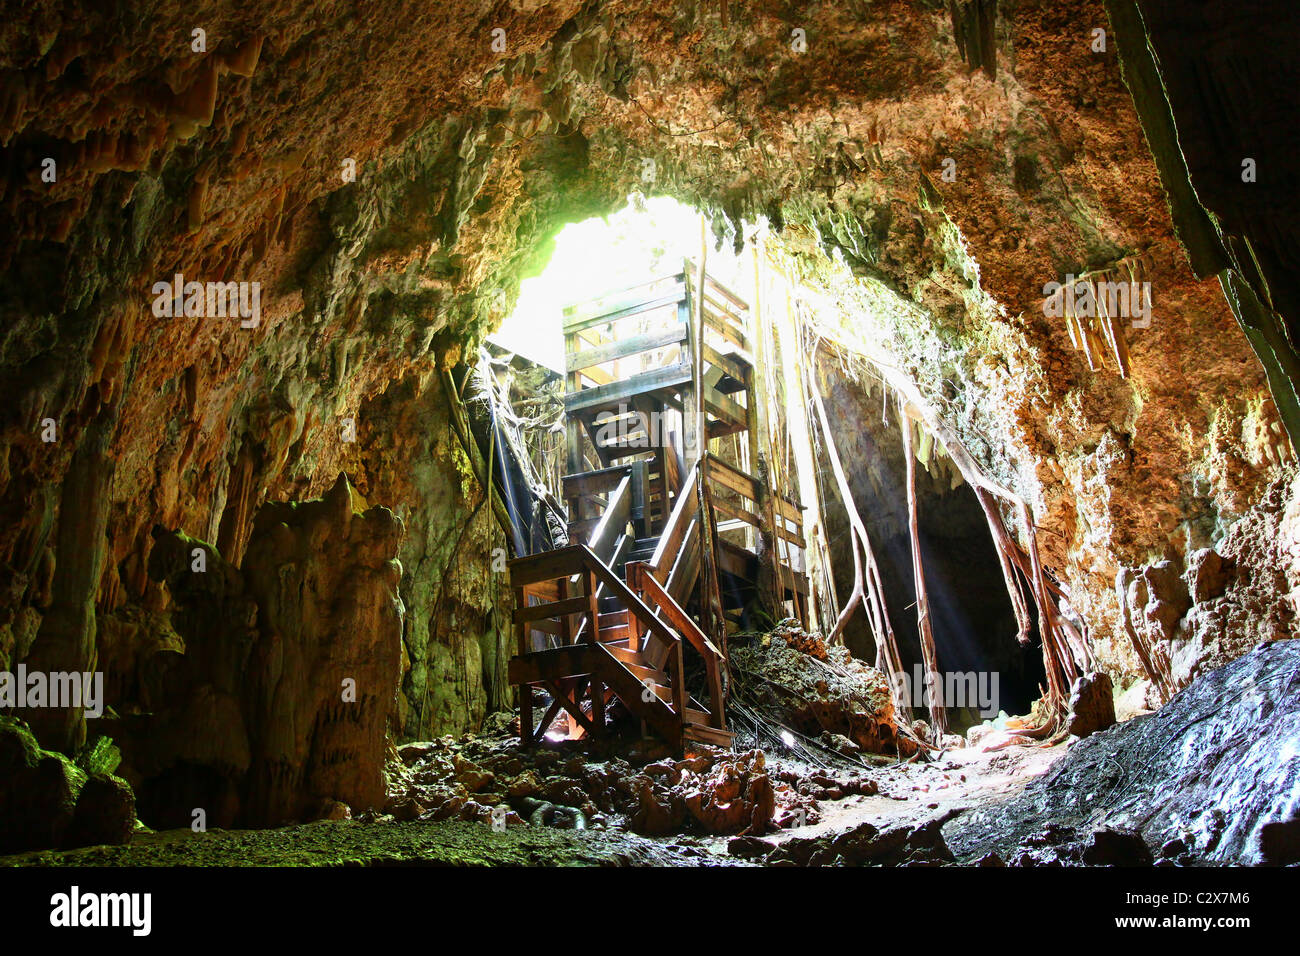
[
  {"x1": 0, "y1": 716, "x2": 136, "y2": 853},
  {"x1": 117, "y1": 474, "x2": 404, "y2": 827},
  {"x1": 730, "y1": 627, "x2": 902, "y2": 754},
  {"x1": 946, "y1": 640, "x2": 1300, "y2": 865}
]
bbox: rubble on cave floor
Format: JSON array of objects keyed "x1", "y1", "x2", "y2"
[
  {"x1": 9, "y1": 635, "x2": 1292, "y2": 867},
  {"x1": 726, "y1": 623, "x2": 912, "y2": 758}
]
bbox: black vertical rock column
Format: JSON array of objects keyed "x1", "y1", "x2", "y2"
[
  {"x1": 1105, "y1": 0, "x2": 1300, "y2": 445},
  {"x1": 25, "y1": 409, "x2": 117, "y2": 754}
]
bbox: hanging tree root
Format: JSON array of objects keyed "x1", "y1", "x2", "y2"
[{"x1": 899, "y1": 403, "x2": 948, "y2": 741}]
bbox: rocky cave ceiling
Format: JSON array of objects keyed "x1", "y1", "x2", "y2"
[{"x1": 1, "y1": 0, "x2": 1298, "y2": 767}]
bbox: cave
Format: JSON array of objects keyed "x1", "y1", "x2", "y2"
[{"x1": 1, "y1": 0, "x2": 1299, "y2": 908}]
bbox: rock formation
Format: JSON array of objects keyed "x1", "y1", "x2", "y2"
[{"x1": 114, "y1": 474, "x2": 404, "y2": 827}]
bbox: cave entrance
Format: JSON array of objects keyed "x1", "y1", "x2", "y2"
[
  {"x1": 484, "y1": 193, "x2": 1048, "y2": 745},
  {"x1": 812, "y1": 352, "x2": 1048, "y2": 732},
  {"x1": 489, "y1": 195, "x2": 749, "y2": 372}
]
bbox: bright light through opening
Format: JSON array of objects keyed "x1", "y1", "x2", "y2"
[{"x1": 489, "y1": 196, "x2": 752, "y2": 370}]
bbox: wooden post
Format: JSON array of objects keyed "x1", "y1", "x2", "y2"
[
  {"x1": 514, "y1": 583, "x2": 533, "y2": 746},
  {"x1": 678, "y1": 277, "x2": 700, "y2": 469},
  {"x1": 669, "y1": 636, "x2": 687, "y2": 719},
  {"x1": 564, "y1": 330, "x2": 584, "y2": 475},
  {"x1": 584, "y1": 567, "x2": 604, "y2": 735},
  {"x1": 692, "y1": 235, "x2": 707, "y2": 465}
]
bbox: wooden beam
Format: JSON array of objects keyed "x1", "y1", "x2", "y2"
[
  {"x1": 563, "y1": 363, "x2": 692, "y2": 414},
  {"x1": 507, "y1": 545, "x2": 585, "y2": 586},
  {"x1": 562, "y1": 285, "x2": 685, "y2": 333},
  {"x1": 507, "y1": 644, "x2": 597, "y2": 684},
  {"x1": 513, "y1": 594, "x2": 589, "y2": 624},
  {"x1": 567, "y1": 325, "x2": 688, "y2": 372},
  {"x1": 543, "y1": 680, "x2": 600, "y2": 737}
]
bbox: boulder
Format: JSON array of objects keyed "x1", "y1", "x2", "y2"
[{"x1": 1066, "y1": 671, "x2": 1116, "y2": 738}]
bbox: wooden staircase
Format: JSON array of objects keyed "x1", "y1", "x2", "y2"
[{"x1": 508, "y1": 261, "x2": 810, "y2": 751}]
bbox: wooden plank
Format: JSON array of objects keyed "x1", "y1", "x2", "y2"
[
  {"x1": 561, "y1": 269, "x2": 686, "y2": 320},
  {"x1": 712, "y1": 496, "x2": 761, "y2": 529},
  {"x1": 563, "y1": 363, "x2": 692, "y2": 414},
  {"x1": 776, "y1": 523, "x2": 805, "y2": 548},
  {"x1": 702, "y1": 292, "x2": 750, "y2": 341},
  {"x1": 669, "y1": 638, "x2": 688, "y2": 716},
  {"x1": 702, "y1": 271, "x2": 750, "y2": 312},
  {"x1": 567, "y1": 325, "x2": 688, "y2": 372},
  {"x1": 618, "y1": 659, "x2": 667, "y2": 684},
  {"x1": 523, "y1": 579, "x2": 558, "y2": 603},
  {"x1": 701, "y1": 340, "x2": 751, "y2": 382},
  {"x1": 528, "y1": 693, "x2": 565, "y2": 745},
  {"x1": 636, "y1": 566, "x2": 725, "y2": 661},
  {"x1": 706, "y1": 457, "x2": 758, "y2": 500},
  {"x1": 526, "y1": 617, "x2": 564, "y2": 637},
  {"x1": 606, "y1": 644, "x2": 649, "y2": 667},
  {"x1": 562, "y1": 286, "x2": 685, "y2": 334},
  {"x1": 664, "y1": 518, "x2": 700, "y2": 603},
  {"x1": 578, "y1": 366, "x2": 613, "y2": 387},
  {"x1": 578, "y1": 545, "x2": 681, "y2": 656},
  {"x1": 715, "y1": 538, "x2": 756, "y2": 580},
  {"x1": 703, "y1": 387, "x2": 747, "y2": 430},
  {"x1": 562, "y1": 466, "x2": 631, "y2": 499},
  {"x1": 702, "y1": 307, "x2": 749, "y2": 351},
  {"x1": 544, "y1": 680, "x2": 600, "y2": 738},
  {"x1": 683, "y1": 723, "x2": 735, "y2": 747},
  {"x1": 507, "y1": 645, "x2": 596, "y2": 684},
  {"x1": 598, "y1": 611, "x2": 627, "y2": 629},
  {"x1": 780, "y1": 568, "x2": 809, "y2": 595},
  {"x1": 508, "y1": 546, "x2": 585, "y2": 586},
  {"x1": 513, "y1": 594, "x2": 589, "y2": 624},
  {"x1": 649, "y1": 461, "x2": 700, "y2": 576},
  {"x1": 585, "y1": 475, "x2": 631, "y2": 561}
]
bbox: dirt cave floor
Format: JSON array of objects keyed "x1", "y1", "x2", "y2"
[
  {"x1": 0, "y1": 741, "x2": 1062, "y2": 868},
  {"x1": 5, "y1": 638, "x2": 1295, "y2": 868}
]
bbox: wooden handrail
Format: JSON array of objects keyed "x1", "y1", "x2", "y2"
[
  {"x1": 577, "y1": 544, "x2": 681, "y2": 656},
  {"x1": 630, "y1": 562, "x2": 723, "y2": 662},
  {"x1": 585, "y1": 474, "x2": 631, "y2": 565},
  {"x1": 561, "y1": 268, "x2": 687, "y2": 319},
  {"x1": 649, "y1": 459, "x2": 700, "y2": 578}
]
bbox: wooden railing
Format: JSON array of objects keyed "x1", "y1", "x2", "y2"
[
  {"x1": 704, "y1": 455, "x2": 805, "y2": 578},
  {"x1": 649, "y1": 460, "x2": 700, "y2": 588},
  {"x1": 626, "y1": 560, "x2": 725, "y2": 730}
]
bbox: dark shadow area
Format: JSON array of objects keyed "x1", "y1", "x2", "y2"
[{"x1": 813, "y1": 353, "x2": 1046, "y2": 730}]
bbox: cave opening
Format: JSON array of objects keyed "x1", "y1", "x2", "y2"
[{"x1": 482, "y1": 193, "x2": 1048, "y2": 740}]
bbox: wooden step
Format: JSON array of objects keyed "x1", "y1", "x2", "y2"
[
  {"x1": 508, "y1": 645, "x2": 597, "y2": 684},
  {"x1": 683, "y1": 722, "x2": 735, "y2": 748},
  {"x1": 620, "y1": 660, "x2": 668, "y2": 685},
  {"x1": 588, "y1": 643, "x2": 681, "y2": 748},
  {"x1": 598, "y1": 623, "x2": 633, "y2": 643},
  {"x1": 605, "y1": 644, "x2": 649, "y2": 667},
  {"x1": 598, "y1": 611, "x2": 627, "y2": 629}
]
